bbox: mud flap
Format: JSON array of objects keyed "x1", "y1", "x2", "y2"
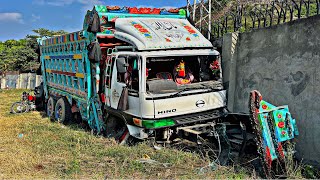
[{"x1": 117, "y1": 86, "x2": 129, "y2": 111}]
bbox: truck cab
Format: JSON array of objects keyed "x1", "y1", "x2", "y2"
[
  {"x1": 99, "y1": 16, "x2": 227, "y2": 140},
  {"x1": 111, "y1": 50, "x2": 225, "y2": 109}
]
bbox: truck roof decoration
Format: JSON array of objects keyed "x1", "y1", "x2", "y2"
[
  {"x1": 92, "y1": 5, "x2": 188, "y2": 37},
  {"x1": 41, "y1": 6, "x2": 212, "y2": 51},
  {"x1": 114, "y1": 18, "x2": 213, "y2": 50},
  {"x1": 94, "y1": 5, "x2": 187, "y2": 20},
  {"x1": 40, "y1": 31, "x2": 84, "y2": 46}
]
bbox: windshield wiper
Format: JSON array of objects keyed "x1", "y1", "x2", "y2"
[
  {"x1": 169, "y1": 84, "x2": 222, "y2": 97},
  {"x1": 170, "y1": 88, "x2": 192, "y2": 97},
  {"x1": 200, "y1": 83, "x2": 223, "y2": 91}
]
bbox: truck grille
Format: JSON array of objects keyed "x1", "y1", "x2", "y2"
[{"x1": 173, "y1": 109, "x2": 225, "y2": 125}]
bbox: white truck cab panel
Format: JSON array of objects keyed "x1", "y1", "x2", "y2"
[{"x1": 107, "y1": 49, "x2": 225, "y2": 122}]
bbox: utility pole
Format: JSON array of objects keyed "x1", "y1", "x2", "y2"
[{"x1": 187, "y1": 0, "x2": 212, "y2": 40}]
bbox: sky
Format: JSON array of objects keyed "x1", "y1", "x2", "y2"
[{"x1": 0, "y1": 0, "x2": 186, "y2": 41}]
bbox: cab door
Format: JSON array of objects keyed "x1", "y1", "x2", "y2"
[
  {"x1": 110, "y1": 55, "x2": 141, "y2": 116},
  {"x1": 110, "y1": 56, "x2": 126, "y2": 109}
]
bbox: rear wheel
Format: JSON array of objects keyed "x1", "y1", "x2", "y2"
[
  {"x1": 11, "y1": 102, "x2": 29, "y2": 114},
  {"x1": 54, "y1": 97, "x2": 73, "y2": 124},
  {"x1": 47, "y1": 97, "x2": 56, "y2": 120}
]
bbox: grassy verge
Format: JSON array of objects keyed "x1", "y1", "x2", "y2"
[{"x1": 0, "y1": 89, "x2": 252, "y2": 179}]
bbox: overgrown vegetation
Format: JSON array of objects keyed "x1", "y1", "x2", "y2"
[
  {"x1": 0, "y1": 28, "x2": 67, "y2": 73},
  {"x1": 0, "y1": 89, "x2": 253, "y2": 179},
  {"x1": 191, "y1": 0, "x2": 320, "y2": 38}
]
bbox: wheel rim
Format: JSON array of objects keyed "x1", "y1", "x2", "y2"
[
  {"x1": 47, "y1": 100, "x2": 53, "y2": 116},
  {"x1": 55, "y1": 104, "x2": 63, "y2": 122},
  {"x1": 17, "y1": 105, "x2": 23, "y2": 112},
  {"x1": 12, "y1": 102, "x2": 27, "y2": 113}
]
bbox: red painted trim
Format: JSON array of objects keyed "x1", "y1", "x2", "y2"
[
  {"x1": 99, "y1": 43, "x2": 123, "y2": 47},
  {"x1": 97, "y1": 35, "x2": 115, "y2": 39},
  {"x1": 119, "y1": 130, "x2": 129, "y2": 143},
  {"x1": 50, "y1": 70, "x2": 76, "y2": 77}
]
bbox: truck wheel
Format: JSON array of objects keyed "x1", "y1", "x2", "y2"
[
  {"x1": 106, "y1": 116, "x2": 130, "y2": 145},
  {"x1": 47, "y1": 97, "x2": 56, "y2": 120},
  {"x1": 54, "y1": 97, "x2": 73, "y2": 124}
]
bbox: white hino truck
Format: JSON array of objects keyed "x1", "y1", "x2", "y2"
[{"x1": 38, "y1": 6, "x2": 232, "y2": 153}]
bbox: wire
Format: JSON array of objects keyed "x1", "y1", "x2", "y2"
[
  {"x1": 198, "y1": 132, "x2": 222, "y2": 173},
  {"x1": 214, "y1": 131, "x2": 221, "y2": 163}
]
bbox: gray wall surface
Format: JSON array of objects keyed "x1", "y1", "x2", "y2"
[
  {"x1": 222, "y1": 15, "x2": 320, "y2": 166},
  {"x1": 5, "y1": 74, "x2": 19, "y2": 89},
  {"x1": 0, "y1": 73, "x2": 42, "y2": 89}
]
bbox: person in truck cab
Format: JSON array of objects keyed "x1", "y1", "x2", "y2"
[{"x1": 124, "y1": 58, "x2": 139, "y2": 90}]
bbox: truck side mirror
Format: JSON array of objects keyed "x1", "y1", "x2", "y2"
[{"x1": 117, "y1": 57, "x2": 128, "y2": 73}]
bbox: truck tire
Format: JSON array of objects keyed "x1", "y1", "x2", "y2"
[
  {"x1": 54, "y1": 97, "x2": 73, "y2": 124},
  {"x1": 106, "y1": 116, "x2": 130, "y2": 145},
  {"x1": 47, "y1": 97, "x2": 56, "y2": 120}
]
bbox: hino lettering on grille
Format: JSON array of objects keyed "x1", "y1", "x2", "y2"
[{"x1": 158, "y1": 109, "x2": 177, "y2": 114}]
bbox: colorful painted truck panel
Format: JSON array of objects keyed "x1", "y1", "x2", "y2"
[
  {"x1": 249, "y1": 90, "x2": 299, "y2": 178},
  {"x1": 39, "y1": 30, "x2": 106, "y2": 133}
]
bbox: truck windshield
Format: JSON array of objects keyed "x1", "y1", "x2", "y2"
[{"x1": 146, "y1": 55, "x2": 222, "y2": 94}]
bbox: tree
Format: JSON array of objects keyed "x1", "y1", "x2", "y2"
[
  {"x1": 32, "y1": 28, "x2": 68, "y2": 38},
  {"x1": 0, "y1": 28, "x2": 68, "y2": 72},
  {"x1": 28, "y1": 28, "x2": 69, "y2": 56},
  {"x1": 0, "y1": 41, "x2": 38, "y2": 72}
]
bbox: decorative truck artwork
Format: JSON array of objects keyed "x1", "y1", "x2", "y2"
[
  {"x1": 115, "y1": 18, "x2": 210, "y2": 50},
  {"x1": 152, "y1": 21, "x2": 177, "y2": 30},
  {"x1": 249, "y1": 90, "x2": 299, "y2": 178}
]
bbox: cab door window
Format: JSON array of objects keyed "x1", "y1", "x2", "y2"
[{"x1": 117, "y1": 55, "x2": 139, "y2": 91}]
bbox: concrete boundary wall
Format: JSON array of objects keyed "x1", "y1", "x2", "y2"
[
  {"x1": 222, "y1": 15, "x2": 320, "y2": 166},
  {"x1": 0, "y1": 73, "x2": 42, "y2": 89}
]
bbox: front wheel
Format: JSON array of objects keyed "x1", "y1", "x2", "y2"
[
  {"x1": 105, "y1": 116, "x2": 131, "y2": 145},
  {"x1": 11, "y1": 102, "x2": 29, "y2": 114}
]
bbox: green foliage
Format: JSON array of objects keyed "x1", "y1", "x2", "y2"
[
  {"x1": 296, "y1": 4, "x2": 319, "y2": 17},
  {"x1": 302, "y1": 165, "x2": 320, "y2": 179},
  {"x1": 32, "y1": 28, "x2": 68, "y2": 38},
  {"x1": 0, "y1": 28, "x2": 68, "y2": 73},
  {"x1": 209, "y1": 1, "x2": 319, "y2": 37},
  {"x1": 0, "y1": 39, "x2": 38, "y2": 72}
]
